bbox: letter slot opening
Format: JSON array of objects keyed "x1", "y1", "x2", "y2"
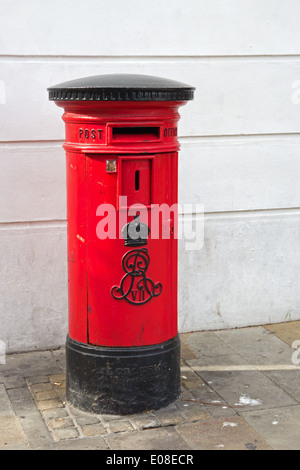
[
  {"x1": 135, "y1": 170, "x2": 140, "y2": 191},
  {"x1": 111, "y1": 126, "x2": 160, "y2": 142},
  {"x1": 121, "y1": 159, "x2": 151, "y2": 207}
]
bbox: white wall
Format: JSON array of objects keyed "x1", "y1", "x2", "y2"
[{"x1": 1, "y1": 0, "x2": 300, "y2": 352}]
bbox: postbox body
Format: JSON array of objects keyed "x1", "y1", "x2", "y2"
[
  {"x1": 48, "y1": 75, "x2": 194, "y2": 414},
  {"x1": 64, "y1": 102, "x2": 179, "y2": 348}
]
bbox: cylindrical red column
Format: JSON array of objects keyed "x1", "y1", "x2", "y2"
[{"x1": 48, "y1": 74, "x2": 194, "y2": 414}]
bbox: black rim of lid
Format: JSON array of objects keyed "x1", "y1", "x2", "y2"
[{"x1": 48, "y1": 74, "x2": 195, "y2": 101}]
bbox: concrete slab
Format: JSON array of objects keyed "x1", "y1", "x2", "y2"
[
  {"x1": 7, "y1": 385, "x2": 53, "y2": 449},
  {"x1": 186, "y1": 353, "x2": 253, "y2": 369},
  {"x1": 0, "y1": 415, "x2": 27, "y2": 447},
  {"x1": 0, "y1": 384, "x2": 14, "y2": 416},
  {"x1": 215, "y1": 326, "x2": 293, "y2": 365},
  {"x1": 43, "y1": 435, "x2": 109, "y2": 450},
  {"x1": 105, "y1": 426, "x2": 191, "y2": 450},
  {"x1": 181, "y1": 331, "x2": 236, "y2": 358},
  {"x1": 195, "y1": 369, "x2": 297, "y2": 411},
  {"x1": 1, "y1": 351, "x2": 62, "y2": 378},
  {"x1": 180, "y1": 364, "x2": 236, "y2": 418},
  {"x1": 240, "y1": 405, "x2": 300, "y2": 450},
  {"x1": 263, "y1": 369, "x2": 300, "y2": 402},
  {"x1": 264, "y1": 321, "x2": 300, "y2": 347},
  {"x1": 175, "y1": 416, "x2": 272, "y2": 450}
]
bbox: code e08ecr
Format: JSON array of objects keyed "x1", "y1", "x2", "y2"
[{"x1": 150, "y1": 455, "x2": 193, "y2": 465}]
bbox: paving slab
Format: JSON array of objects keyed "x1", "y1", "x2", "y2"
[
  {"x1": 0, "y1": 384, "x2": 14, "y2": 416},
  {"x1": 186, "y1": 353, "x2": 253, "y2": 369},
  {"x1": 0, "y1": 415, "x2": 27, "y2": 448},
  {"x1": 240, "y1": 405, "x2": 300, "y2": 450},
  {"x1": 181, "y1": 331, "x2": 236, "y2": 358},
  {"x1": 43, "y1": 435, "x2": 109, "y2": 450},
  {"x1": 0, "y1": 443, "x2": 30, "y2": 450},
  {"x1": 72, "y1": 413, "x2": 100, "y2": 426},
  {"x1": 264, "y1": 321, "x2": 300, "y2": 347},
  {"x1": 7, "y1": 385, "x2": 53, "y2": 449},
  {"x1": 1, "y1": 351, "x2": 62, "y2": 378},
  {"x1": 176, "y1": 416, "x2": 272, "y2": 450},
  {"x1": 52, "y1": 427, "x2": 80, "y2": 441},
  {"x1": 154, "y1": 406, "x2": 186, "y2": 426},
  {"x1": 128, "y1": 413, "x2": 162, "y2": 430},
  {"x1": 81, "y1": 422, "x2": 107, "y2": 436},
  {"x1": 215, "y1": 326, "x2": 293, "y2": 365},
  {"x1": 50, "y1": 349, "x2": 66, "y2": 372},
  {"x1": 173, "y1": 398, "x2": 210, "y2": 422},
  {"x1": 27, "y1": 376, "x2": 49, "y2": 386},
  {"x1": 263, "y1": 369, "x2": 300, "y2": 402},
  {"x1": 181, "y1": 361, "x2": 236, "y2": 418},
  {"x1": 195, "y1": 369, "x2": 297, "y2": 411},
  {"x1": 180, "y1": 338, "x2": 198, "y2": 360},
  {"x1": 3, "y1": 376, "x2": 27, "y2": 389},
  {"x1": 105, "y1": 426, "x2": 191, "y2": 450}
]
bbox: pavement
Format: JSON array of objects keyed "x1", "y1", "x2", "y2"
[{"x1": 1, "y1": 321, "x2": 300, "y2": 451}]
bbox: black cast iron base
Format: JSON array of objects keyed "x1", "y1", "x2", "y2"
[{"x1": 66, "y1": 335, "x2": 181, "y2": 415}]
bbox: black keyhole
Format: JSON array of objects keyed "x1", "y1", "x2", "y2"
[{"x1": 135, "y1": 170, "x2": 140, "y2": 191}]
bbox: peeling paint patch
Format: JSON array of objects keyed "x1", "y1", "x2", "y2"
[{"x1": 76, "y1": 234, "x2": 85, "y2": 243}]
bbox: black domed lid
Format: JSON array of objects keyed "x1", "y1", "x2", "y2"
[{"x1": 48, "y1": 73, "x2": 195, "y2": 102}]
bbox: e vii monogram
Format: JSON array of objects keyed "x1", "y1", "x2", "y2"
[{"x1": 111, "y1": 248, "x2": 162, "y2": 305}]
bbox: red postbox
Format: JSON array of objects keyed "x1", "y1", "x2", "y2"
[{"x1": 48, "y1": 74, "x2": 194, "y2": 414}]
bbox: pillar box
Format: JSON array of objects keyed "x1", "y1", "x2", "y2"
[{"x1": 48, "y1": 74, "x2": 194, "y2": 415}]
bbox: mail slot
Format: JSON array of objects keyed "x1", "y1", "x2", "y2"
[
  {"x1": 110, "y1": 125, "x2": 161, "y2": 142},
  {"x1": 48, "y1": 73, "x2": 195, "y2": 415},
  {"x1": 121, "y1": 158, "x2": 151, "y2": 207}
]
